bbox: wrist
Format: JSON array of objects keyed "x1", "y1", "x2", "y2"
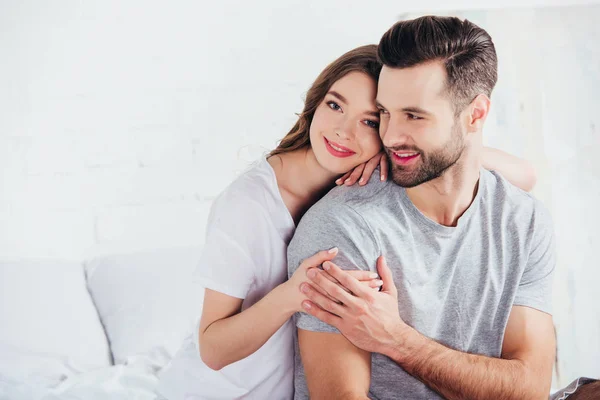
[
  {"x1": 379, "y1": 322, "x2": 416, "y2": 362},
  {"x1": 273, "y1": 281, "x2": 299, "y2": 317}
]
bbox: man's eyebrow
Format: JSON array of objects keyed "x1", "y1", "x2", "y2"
[
  {"x1": 402, "y1": 106, "x2": 432, "y2": 116},
  {"x1": 326, "y1": 91, "x2": 347, "y2": 104},
  {"x1": 376, "y1": 102, "x2": 432, "y2": 116}
]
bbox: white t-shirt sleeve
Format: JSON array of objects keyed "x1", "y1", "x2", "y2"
[{"x1": 193, "y1": 193, "x2": 269, "y2": 299}]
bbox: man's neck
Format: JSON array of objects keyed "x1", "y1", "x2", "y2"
[{"x1": 405, "y1": 150, "x2": 482, "y2": 228}]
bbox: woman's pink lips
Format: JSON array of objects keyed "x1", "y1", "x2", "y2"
[
  {"x1": 391, "y1": 151, "x2": 420, "y2": 165},
  {"x1": 324, "y1": 137, "x2": 356, "y2": 158}
]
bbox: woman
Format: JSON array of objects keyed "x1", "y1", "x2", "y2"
[{"x1": 156, "y1": 44, "x2": 536, "y2": 400}]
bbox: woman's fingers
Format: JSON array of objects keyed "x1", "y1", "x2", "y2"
[
  {"x1": 343, "y1": 163, "x2": 366, "y2": 186},
  {"x1": 300, "y1": 248, "x2": 338, "y2": 271},
  {"x1": 335, "y1": 171, "x2": 352, "y2": 186},
  {"x1": 359, "y1": 153, "x2": 383, "y2": 185},
  {"x1": 380, "y1": 153, "x2": 389, "y2": 181}
]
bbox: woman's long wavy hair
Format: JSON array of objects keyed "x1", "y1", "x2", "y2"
[{"x1": 269, "y1": 45, "x2": 382, "y2": 158}]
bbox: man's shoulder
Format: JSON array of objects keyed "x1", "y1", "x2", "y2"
[
  {"x1": 484, "y1": 170, "x2": 552, "y2": 227},
  {"x1": 305, "y1": 174, "x2": 393, "y2": 221}
]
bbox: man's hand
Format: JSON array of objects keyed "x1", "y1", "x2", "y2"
[
  {"x1": 301, "y1": 255, "x2": 555, "y2": 400},
  {"x1": 301, "y1": 255, "x2": 406, "y2": 353}
]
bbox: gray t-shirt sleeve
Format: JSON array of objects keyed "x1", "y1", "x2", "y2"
[
  {"x1": 513, "y1": 202, "x2": 556, "y2": 315},
  {"x1": 287, "y1": 199, "x2": 380, "y2": 333}
]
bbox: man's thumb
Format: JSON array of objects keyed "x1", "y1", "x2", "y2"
[{"x1": 377, "y1": 255, "x2": 396, "y2": 294}]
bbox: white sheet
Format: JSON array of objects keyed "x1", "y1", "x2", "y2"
[{"x1": 0, "y1": 353, "x2": 169, "y2": 400}]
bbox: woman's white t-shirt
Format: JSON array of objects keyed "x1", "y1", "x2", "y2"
[{"x1": 157, "y1": 156, "x2": 296, "y2": 400}]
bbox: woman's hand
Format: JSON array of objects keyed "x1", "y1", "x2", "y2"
[
  {"x1": 284, "y1": 248, "x2": 383, "y2": 313},
  {"x1": 336, "y1": 151, "x2": 388, "y2": 187}
]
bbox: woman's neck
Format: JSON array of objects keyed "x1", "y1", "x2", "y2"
[{"x1": 267, "y1": 147, "x2": 339, "y2": 223}]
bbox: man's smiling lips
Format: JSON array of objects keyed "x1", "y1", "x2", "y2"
[{"x1": 390, "y1": 150, "x2": 420, "y2": 165}]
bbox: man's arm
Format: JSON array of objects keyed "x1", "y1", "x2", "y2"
[
  {"x1": 287, "y1": 199, "x2": 380, "y2": 398},
  {"x1": 302, "y1": 258, "x2": 556, "y2": 400},
  {"x1": 383, "y1": 305, "x2": 555, "y2": 400},
  {"x1": 298, "y1": 329, "x2": 371, "y2": 400}
]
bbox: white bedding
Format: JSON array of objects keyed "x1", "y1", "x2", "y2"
[
  {"x1": 0, "y1": 365, "x2": 159, "y2": 400},
  {"x1": 0, "y1": 354, "x2": 168, "y2": 400}
]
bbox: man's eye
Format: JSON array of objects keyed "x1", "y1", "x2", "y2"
[
  {"x1": 407, "y1": 113, "x2": 422, "y2": 120},
  {"x1": 327, "y1": 101, "x2": 341, "y2": 111},
  {"x1": 378, "y1": 108, "x2": 388, "y2": 115}
]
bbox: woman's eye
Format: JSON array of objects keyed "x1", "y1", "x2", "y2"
[
  {"x1": 364, "y1": 120, "x2": 379, "y2": 129},
  {"x1": 407, "y1": 113, "x2": 422, "y2": 120},
  {"x1": 327, "y1": 101, "x2": 341, "y2": 111}
]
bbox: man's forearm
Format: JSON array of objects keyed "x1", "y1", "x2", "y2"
[{"x1": 382, "y1": 326, "x2": 549, "y2": 400}]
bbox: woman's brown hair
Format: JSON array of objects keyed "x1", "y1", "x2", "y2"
[{"x1": 270, "y1": 45, "x2": 381, "y2": 157}]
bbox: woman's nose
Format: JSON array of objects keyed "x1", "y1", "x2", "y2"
[{"x1": 335, "y1": 119, "x2": 356, "y2": 140}]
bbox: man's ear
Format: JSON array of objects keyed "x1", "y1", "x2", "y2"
[{"x1": 465, "y1": 94, "x2": 491, "y2": 133}]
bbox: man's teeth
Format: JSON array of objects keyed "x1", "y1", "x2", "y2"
[
  {"x1": 330, "y1": 142, "x2": 351, "y2": 152},
  {"x1": 395, "y1": 152, "x2": 418, "y2": 158}
]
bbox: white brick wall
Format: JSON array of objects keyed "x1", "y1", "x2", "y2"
[{"x1": 1, "y1": 0, "x2": 599, "y2": 388}]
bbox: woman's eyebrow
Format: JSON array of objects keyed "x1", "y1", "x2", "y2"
[{"x1": 327, "y1": 90, "x2": 347, "y2": 104}]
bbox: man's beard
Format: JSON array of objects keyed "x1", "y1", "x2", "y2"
[{"x1": 386, "y1": 121, "x2": 465, "y2": 188}]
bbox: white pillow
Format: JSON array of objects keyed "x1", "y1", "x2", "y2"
[
  {"x1": 84, "y1": 246, "x2": 204, "y2": 367},
  {"x1": 0, "y1": 259, "x2": 112, "y2": 387}
]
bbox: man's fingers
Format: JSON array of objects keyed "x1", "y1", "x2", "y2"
[
  {"x1": 307, "y1": 269, "x2": 354, "y2": 305},
  {"x1": 301, "y1": 300, "x2": 341, "y2": 327},
  {"x1": 347, "y1": 270, "x2": 379, "y2": 281},
  {"x1": 377, "y1": 256, "x2": 397, "y2": 295},
  {"x1": 301, "y1": 283, "x2": 345, "y2": 318},
  {"x1": 305, "y1": 271, "x2": 343, "y2": 303},
  {"x1": 364, "y1": 279, "x2": 384, "y2": 289},
  {"x1": 323, "y1": 261, "x2": 373, "y2": 301}
]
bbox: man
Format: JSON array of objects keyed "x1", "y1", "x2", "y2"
[{"x1": 287, "y1": 16, "x2": 556, "y2": 399}]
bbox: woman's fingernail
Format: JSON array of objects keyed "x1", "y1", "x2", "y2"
[
  {"x1": 376, "y1": 280, "x2": 384, "y2": 286},
  {"x1": 344, "y1": 178, "x2": 351, "y2": 184},
  {"x1": 370, "y1": 273, "x2": 379, "y2": 279},
  {"x1": 307, "y1": 269, "x2": 316, "y2": 278},
  {"x1": 328, "y1": 247, "x2": 338, "y2": 254},
  {"x1": 301, "y1": 284, "x2": 310, "y2": 293},
  {"x1": 359, "y1": 178, "x2": 364, "y2": 184},
  {"x1": 323, "y1": 262, "x2": 331, "y2": 271},
  {"x1": 303, "y1": 302, "x2": 312, "y2": 310},
  {"x1": 381, "y1": 175, "x2": 385, "y2": 181},
  {"x1": 336, "y1": 179, "x2": 342, "y2": 185}
]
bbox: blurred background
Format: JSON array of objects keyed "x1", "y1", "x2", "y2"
[{"x1": 1, "y1": 0, "x2": 598, "y2": 390}]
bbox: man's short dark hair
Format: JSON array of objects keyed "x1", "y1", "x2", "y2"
[{"x1": 378, "y1": 16, "x2": 498, "y2": 115}]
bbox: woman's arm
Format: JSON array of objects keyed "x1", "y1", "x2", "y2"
[
  {"x1": 482, "y1": 147, "x2": 537, "y2": 192},
  {"x1": 199, "y1": 284, "x2": 295, "y2": 371},
  {"x1": 199, "y1": 248, "x2": 382, "y2": 370}
]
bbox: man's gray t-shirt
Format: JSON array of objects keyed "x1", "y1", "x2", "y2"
[{"x1": 287, "y1": 168, "x2": 555, "y2": 399}]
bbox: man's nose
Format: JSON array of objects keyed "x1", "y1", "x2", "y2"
[{"x1": 382, "y1": 117, "x2": 410, "y2": 146}]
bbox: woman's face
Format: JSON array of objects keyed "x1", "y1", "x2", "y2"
[{"x1": 309, "y1": 71, "x2": 382, "y2": 175}]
